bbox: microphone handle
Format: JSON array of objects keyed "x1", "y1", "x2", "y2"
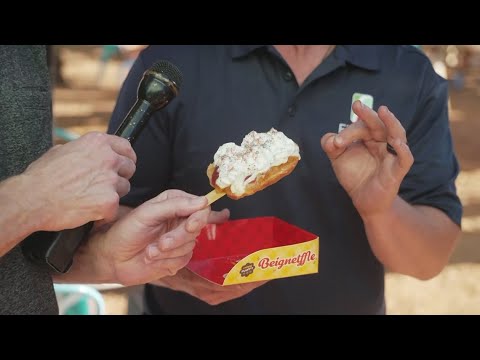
[
  {"x1": 114, "y1": 99, "x2": 154, "y2": 141},
  {"x1": 22, "y1": 100, "x2": 153, "y2": 274}
]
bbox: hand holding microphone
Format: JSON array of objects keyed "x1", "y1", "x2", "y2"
[
  {"x1": 22, "y1": 60, "x2": 183, "y2": 273},
  {"x1": 19, "y1": 133, "x2": 136, "y2": 230}
]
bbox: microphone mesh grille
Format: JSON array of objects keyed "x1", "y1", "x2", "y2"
[{"x1": 150, "y1": 60, "x2": 183, "y2": 90}]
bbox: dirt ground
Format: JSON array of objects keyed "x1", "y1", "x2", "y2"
[{"x1": 53, "y1": 46, "x2": 480, "y2": 315}]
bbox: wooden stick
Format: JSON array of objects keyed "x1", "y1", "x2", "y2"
[{"x1": 205, "y1": 189, "x2": 226, "y2": 205}]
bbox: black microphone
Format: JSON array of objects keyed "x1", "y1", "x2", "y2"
[{"x1": 22, "y1": 60, "x2": 183, "y2": 274}]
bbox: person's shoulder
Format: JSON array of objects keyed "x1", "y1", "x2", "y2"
[
  {"x1": 377, "y1": 45, "x2": 445, "y2": 85},
  {"x1": 393, "y1": 45, "x2": 430, "y2": 60},
  {"x1": 376, "y1": 45, "x2": 431, "y2": 67}
]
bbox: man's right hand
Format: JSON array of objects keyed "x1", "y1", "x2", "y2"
[{"x1": 19, "y1": 132, "x2": 136, "y2": 231}]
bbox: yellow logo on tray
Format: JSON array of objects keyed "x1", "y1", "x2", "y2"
[{"x1": 223, "y1": 239, "x2": 319, "y2": 285}]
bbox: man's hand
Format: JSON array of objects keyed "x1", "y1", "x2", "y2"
[
  {"x1": 152, "y1": 268, "x2": 267, "y2": 306},
  {"x1": 321, "y1": 101, "x2": 414, "y2": 218},
  {"x1": 92, "y1": 190, "x2": 211, "y2": 286},
  {"x1": 19, "y1": 132, "x2": 136, "y2": 231},
  {"x1": 150, "y1": 207, "x2": 266, "y2": 306}
]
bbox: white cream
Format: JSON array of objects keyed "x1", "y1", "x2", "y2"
[{"x1": 213, "y1": 128, "x2": 300, "y2": 195}]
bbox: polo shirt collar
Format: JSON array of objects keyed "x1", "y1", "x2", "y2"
[
  {"x1": 337, "y1": 45, "x2": 380, "y2": 71},
  {"x1": 231, "y1": 45, "x2": 380, "y2": 71},
  {"x1": 230, "y1": 45, "x2": 267, "y2": 59}
]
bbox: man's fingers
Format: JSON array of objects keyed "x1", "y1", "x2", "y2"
[
  {"x1": 170, "y1": 196, "x2": 208, "y2": 217},
  {"x1": 144, "y1": 253, "x2": 193, "y2": 277},
  {"x1": 117, "y1": 157, "x2": 136, "y2": 179},
  {"x1": 116, "y1": 177, "x2": 131, "y2": 198},
  {"x1": 107, "y1": 135, "x2": 137, "y2": 164},
  {"x1": 378, "y1": 106, "x2": 407, "y2": 143},
  {"x1": 146, "y1": 196, "x2": 209, "y2": 223},
  {"x1": 333, "y1": 121, "x2": 371, "y2": 148},
  {"x1": 232, "y1": 280, "x2": 268, "y2": 293},
  {"x1": 388, "y1": 138, "x2": 414, "y2": 178},
  {"x1": 100, "y1": 194, "x2": 120, "y2": 224},
  {"x1": 150, "y1": 208, "x2": 209, "y2": 253},
  {"x1": 200, "y1": 280, "x2": 268, "y2": 305},
  {"x1": 145, "y1": 240, "x2": 196, "y2": 263},
  {"x1": 208, "y1": 208, "x2": 230, "y2": 224},
  {"x1": 352, "y1": 100, "x2": 386, "y2": 141},
  {"x1": 152, "y1": 189, "x2": 200, "y2": 203},
  {"x1": 321, "y1": 133, "x2": 346, "y2": 161},
  {"x1": 185, "y1": 207, "x2": 210, "y2": 233},
  {"x1": 206, "y1": 279, "x2": 268, "y2": 293},
  {"x1": 334, "y1": 104, "x2": 408, "y2": 160}
]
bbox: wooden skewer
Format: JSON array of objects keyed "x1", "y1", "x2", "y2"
[{"x1": 205, "y1": 189, "x2": 226, "y2": 205}]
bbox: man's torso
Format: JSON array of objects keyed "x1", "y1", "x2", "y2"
[{"x1": 111, "y1": 45, "x2": 452, "y2": 314}]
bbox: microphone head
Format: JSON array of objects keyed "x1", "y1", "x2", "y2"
[
  {"x1": 139, "y1": 60, "x2": 184, "y2": 110},
  {"x1": 150, "y1": 60, "x2": 183, "y2": 91}
]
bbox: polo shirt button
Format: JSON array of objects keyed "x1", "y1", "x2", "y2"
[
  {"x1": 288, "y1": 104, "x2": 297, "y2": 117},
  {"x1": 283, "y1": 71, "x2": 293, "y2": 81}
]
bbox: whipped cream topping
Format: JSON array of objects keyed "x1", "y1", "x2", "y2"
[{"x1": 213, "y1": 128, "x2": 300, "y2": 195}]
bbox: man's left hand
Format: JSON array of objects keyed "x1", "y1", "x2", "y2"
[{"x1": 321, "y1": 101, "x2": 414, "y2": 218}]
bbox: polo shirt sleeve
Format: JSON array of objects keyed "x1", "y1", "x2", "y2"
[
  {"x1": 107, "y1": 52, "x2": 172, "y2": 208},
  {"x1": 399, "y1": 66, "x2": 463, "y2": 227}
]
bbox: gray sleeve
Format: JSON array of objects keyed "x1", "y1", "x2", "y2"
[{"x1": 399, "y1": 70, "x2": 463, "y2": 226}]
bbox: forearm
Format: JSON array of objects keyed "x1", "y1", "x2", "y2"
[
  {"x1": 53, "y1": 206, "x2": 133, "y2": 284},
  {"x1": 362, "y1": 196, "x2": 461, "y2": 280},
  {"x1": 0, "y1": 175, "x2": 42, "y2": 257},
  {"x1": 53, "y1": 224, "x2": 114, "y2": 284}
]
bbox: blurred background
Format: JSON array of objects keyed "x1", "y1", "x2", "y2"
[{"x1": 49, "y1": 45, "x2": 480, "y2": 315}]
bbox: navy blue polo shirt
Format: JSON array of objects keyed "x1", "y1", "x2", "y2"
[{"x1": 108, "y1": 45, "x2": 462, "y2": 314}]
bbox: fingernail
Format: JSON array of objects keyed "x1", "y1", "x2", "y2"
[
  {"x1": 357, "y1": 101, "x2": 364, "y2": 109},
  {"x1": 147, "y1": 244, "x2": 160, "y2": 259},
  {"x1": 334, "y1": 135, "x2": 343, "y2": 146}
]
